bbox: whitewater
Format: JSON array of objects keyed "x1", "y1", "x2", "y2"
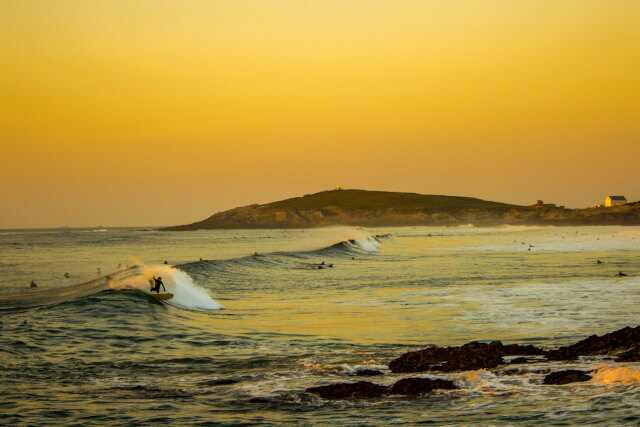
[{"x1": 1, "y1": 225, "x2": 640, "y2": 424}]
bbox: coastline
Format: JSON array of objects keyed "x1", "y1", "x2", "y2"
[{"x1": 161, "y1": 190, "x2": 640, "y2": 231}]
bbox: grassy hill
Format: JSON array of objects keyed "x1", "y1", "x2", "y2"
[
  {"x1": 161, "y1": 189, "x2": 524, "y2": 230},
  {"x1": 262, "y1": 190, "x2": 518, "y2": 212},
  {"x1": 161, "y1": 189, "x2": 640, "y2": 230}
]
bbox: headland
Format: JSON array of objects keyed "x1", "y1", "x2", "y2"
[{"x1": 161, "y1": 189, "x2": 640, "y2": 230}]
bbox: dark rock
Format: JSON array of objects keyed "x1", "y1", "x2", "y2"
[
  {"x1": 615, "y1": 344, "x2": 640, "y2": 362},
  {"x1": 545, "y1": 348, "x2": 579, "y2": 361},
  {"x1": 546, "y1": 326, "x2": 640, "y2": 360},
  {"x1": 503, "y1": 367, "x2": 552, "y2": 376},
  {"x1": 389, "y1": 342, "x2": 500, "y2": 373},
  {"x1": 510, "y1": 357, "x2": 529, "y2": 364},
  {"x1": 200, "y1": 378, "x2": 240, "y2": 386},
  {"x1": 389, "y1": 377, "x2": 457, "y2": 395},
  {"x1": 501, "y1": 344, "x2": 547, "y2": 356},
  {"x1": 355, "y1": 369, "x2": 383, "y2": 376},
  {"x1": 543, "y1": 370, "x2": 592, "y2": 385},
  {"x1": 248, "y1": 397, "x2": 271, "y2": 403},
  {"x1": 389, "y1": 341, "x2": 545, "y2": 373},
  {"x1": 306, "y1": 381, "x2": 388, "y2": 399}
]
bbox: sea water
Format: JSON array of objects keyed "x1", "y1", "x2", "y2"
[{"x1": 1, "y1": 226, "x2": 640, "y2": 424}]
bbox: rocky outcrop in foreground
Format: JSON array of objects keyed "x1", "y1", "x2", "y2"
[
  {"x1": 390, "y1": 326, "x2": 640, "y2": 374},
  {"x1": 306, "y1": 381, "x2": 388, "y2": 398},
  {"x1": 389, "y1": 341, "x2": 545, "y2": 373},
  {"x1": 543, "y1": 370, "x2": 592, "y2": 385},
  {"x1": 615, "y1": 344, "x2": 640, "y2": 362},
  {"x1": 306, "y1": 378, "x2": 457, "y2": 399},
  {"x1": 307, "y1": 326, "x2": 640, "y2": 399},
  {"x1": 546, "y1": 326, "x2": 640, "y2": 360}
]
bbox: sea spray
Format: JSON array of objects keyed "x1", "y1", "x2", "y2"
[
  {"x1": 111, "y1": 264, "x2": 224, "y2": 311},
  {"x1": 349, "y1": 236, "x2": 382, "y2": 252},
  {"x1": 591, "y1": 364, "x2": 640, "y2": 386},
  {"x1": 285, "y1": 226, "x2": 384, "y2": 253}
]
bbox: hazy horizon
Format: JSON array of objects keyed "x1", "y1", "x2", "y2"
[
  {"x1": 0, "y1": 187, "x2": 635, "y2": 230},
  {"x1": 2, "y1": 1, "x2": 639, "y2": 228}
]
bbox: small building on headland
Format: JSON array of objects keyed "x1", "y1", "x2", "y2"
[
  {"x1": 605, "y1": 195, "x2": 627, "y2": 207},
  {"x1": 535, "y1": 200, "x2": 557, "y2": 208}
]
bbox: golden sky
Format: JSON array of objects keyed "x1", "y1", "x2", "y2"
[{"x1": 1, "y1": 0, "x2": 639, "y2": 227}]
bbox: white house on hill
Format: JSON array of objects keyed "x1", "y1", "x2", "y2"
[{"x1": 605, "y1": 195, "x2": 627, "y2": 207}]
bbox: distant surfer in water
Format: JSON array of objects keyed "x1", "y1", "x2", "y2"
[
  {"x1": 616, "y1": 271, "x2": 628, "y2": 277},
  {"x1": 151, "y1": 276, "x2": 166, "y2": 293},
  {"x1": 30, "y1": 280, "x2": 37, "y2": 288}
]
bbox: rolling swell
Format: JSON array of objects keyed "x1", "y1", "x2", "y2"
[
  {"x1": 177, "y1": 235, "x2": 386, "y2": 275},
  {"x1": 0, "y1": 267, "x2": 137, "y2": 310},
  {"x1": 0, "y1": 234, "x2": 386, "y2": 311}
]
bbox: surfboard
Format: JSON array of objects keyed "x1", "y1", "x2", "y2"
[
  {"x1": 151, "y1": 292, "x2": 174, "y2": 301},
  {"x1": 148, "y1": 279, "x2": 172, "y2": 300}
]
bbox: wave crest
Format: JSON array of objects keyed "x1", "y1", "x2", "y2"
[{"x1": 111, "y1": 265, "x2": 224, "y2": 311}]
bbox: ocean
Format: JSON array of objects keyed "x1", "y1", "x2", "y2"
[{"x1": 1, "y1": 225, "x2": 640, "y2": 425}]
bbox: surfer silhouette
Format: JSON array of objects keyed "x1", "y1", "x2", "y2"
[{"x1": 152, "y1": 276, "x2": 166, "y2": 293}]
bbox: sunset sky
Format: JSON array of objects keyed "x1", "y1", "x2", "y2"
[{"x1": 1, "y1": 1, "x2": 639, "y2": 228}]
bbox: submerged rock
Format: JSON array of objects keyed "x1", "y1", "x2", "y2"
[
  {"x1": 543, "y1": 370, "x2": 592, "y2": 385},
  {"x1": 200, "y1": 378, "x2": 240, "y2": 386},
  {"x1": 306, "y1": 381, "x2": 387, "y2": 398},
  {"x1": 355, "y1": 369, "x2": 383, "y2": 376},
  {"x1": 389, "y1": 377, "x2": 457, "y2": 395},
  {"x1": 389, "y1": 341, "x2": 545, "y2": 373},
  {"x1": 306, "y1": 376, "x2": 457, "y2": 399}
]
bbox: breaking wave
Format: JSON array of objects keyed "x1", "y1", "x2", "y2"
[
  {"x1": 178, "y1": 233, "x2": 388, "y2": 274},
  {"x1": 0, "y1": 264, "x2": 223, "y2": 311},
  {"x1": 0, "y1": 231, "x2": 387, "y2": 311},
  {"x1": 110, "y1": 264, "x2": 224, "y2": 311},
  {"x1": 591, "y1": 364, "x2": 640, "y2": 386}
]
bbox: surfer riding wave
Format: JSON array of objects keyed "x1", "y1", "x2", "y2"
[{"x1": 151, "y1": 276, "x2": 166, "y2": 293}]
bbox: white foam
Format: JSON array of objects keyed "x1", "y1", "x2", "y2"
[
  {"x1": 281, "y1": 226, "x2": 383, "y2": 253},
  {"x1": 351, "y1": 236, "x2": 381, "y2": 252},
  {"x1": 591, "y1": 364, "x2": 640, "y2": 386},
  {"x1": 111, "y1": 264, "x2": 224, "y2": 311}
]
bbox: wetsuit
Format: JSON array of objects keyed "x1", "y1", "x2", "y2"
[{"x1": 152, "y1": 278, "x2": 166, "y2": 293}]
